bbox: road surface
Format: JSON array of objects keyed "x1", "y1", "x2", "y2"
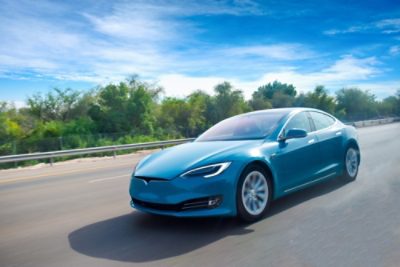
[{"x1": 1, "y1": 123, "x2": 399, "y2": 267}]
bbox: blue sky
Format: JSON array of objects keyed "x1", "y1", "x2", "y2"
[{"x1": 0, "y1": 0, "x2": 399, "y2": 105}]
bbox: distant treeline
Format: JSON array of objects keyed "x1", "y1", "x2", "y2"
[{"x1": 1, "y1": 77, "x2": 399, "y2": 159}]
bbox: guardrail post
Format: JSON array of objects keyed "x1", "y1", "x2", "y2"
[
  {"x1": 13, "y1": 141, "x2": 17, "y2": 168},
  {"x1": 113, "y1": 148, "x2": 116, "y2": 159},
  {"x1": 50, "y1": 157, "x2": 54, "y2": 166},
  {"x1": 59, "y1": 137, "x2": 63, "y2": 150}
]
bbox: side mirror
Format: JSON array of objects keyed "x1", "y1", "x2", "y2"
[{"x1": 279, "y1": 128, "x2": 307, "y2": 141}]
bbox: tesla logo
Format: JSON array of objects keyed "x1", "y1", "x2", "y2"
[{"x1": 142, "y1": 179, "x2": 149, "y2": 186}]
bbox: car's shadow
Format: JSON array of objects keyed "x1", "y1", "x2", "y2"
[{"x1": 68, "y1": 178, "x2": 347, "y2": 263}]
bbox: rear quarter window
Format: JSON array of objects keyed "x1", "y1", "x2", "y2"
[{"x1": 310, "y1": 112, "x2": 336, "y2": 131}]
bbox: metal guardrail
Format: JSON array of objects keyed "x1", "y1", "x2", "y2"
[
  {"x1": 0, "y1": 117, "x2": 398, "y2": 166},
  {"x1": 346, "y1": 117, "x2": 400, "y2": 127},
  {"x1": 0, "y1": 138, "x2": 195, "y2": 165}
]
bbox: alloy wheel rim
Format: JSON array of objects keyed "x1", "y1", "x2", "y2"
[
  {"x1": 241, "y1": 171, "x2": 269, "y2": 216},
  {"x1": 346, "y1": 148, "x2": 358, "y2": 178}
]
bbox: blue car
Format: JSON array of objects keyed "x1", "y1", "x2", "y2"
[{"x1": 130, "y1": 108, "x2": 360, "y2": 221}]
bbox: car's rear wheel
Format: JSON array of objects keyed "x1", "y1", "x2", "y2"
[
  {"x1": 341, "y1": 146, "x2": 359, "y2": 182},
  {"x1": 237, "y1": 165, "x2": 271, "y2": 222}
]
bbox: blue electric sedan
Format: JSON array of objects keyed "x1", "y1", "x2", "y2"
[{"x1": 130, "y1": 108, "x2": 360, "y2": 221}]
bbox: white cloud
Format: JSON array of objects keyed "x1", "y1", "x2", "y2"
[
  {"x1": 324, "y1": 17, "x2": 400, "y2": 35},
  {"x1": 158, "y1": 74, "x2": 226, "y2": 98},
  {"x1": 0, "y1": 0, "x2": 268, "y2": 85},
  {"x1": 389, "y1": 45, "x2": 400, "y2": 56},
  {"x1": 321, "y1": 56, "x2": 379, "y2": 79},
  {"x1": 158, "y1": 55, "x2": 383, "y2": 99},
  {"x1": 83, "y1": 0, "x2": 262, "y2": 42},
  {"x1": 223, "y1": 44, "x2": 316, "y2": 60},
  {"x1": 323, "y1": 26, "x2": 367, "y2": 35},
  {"x1": 0, "y1": 2, "x2": 316, "y2": 86},
  {"x1": 0, "y1": 1, "x2": 397, "y2": 101},
  {"x1": 346, "y1": 81, "x2": 400, "y2": 99},
  {"x1": 83, "y1": 9, "x2": 180, "y2": 42},
  {"x1": 376, "y1": 18, "x2": 400, "y2": 34},
  {"x1": 10, "y1": 100, "x2": 26, "y2": 109}
]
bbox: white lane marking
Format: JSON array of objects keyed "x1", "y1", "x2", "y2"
[
  {"x1": 88, "y1": 174, "x2": 130, "y2": 183},
  {"x1": 0, "y1": 162, "x2": 135, "y2": 185}
]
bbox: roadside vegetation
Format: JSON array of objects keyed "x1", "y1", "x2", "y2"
[{"x1": 1, "y1": 76, "x2": 399, "y2": 166}]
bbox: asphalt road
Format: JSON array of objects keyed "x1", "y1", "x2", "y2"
[{"x1": 1, "y1": 123, "x2": 399, "y2": 267}]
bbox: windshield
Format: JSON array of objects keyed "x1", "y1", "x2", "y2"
[{"x1": 196, "y1": 112, "x2": 286, "y2": 141}]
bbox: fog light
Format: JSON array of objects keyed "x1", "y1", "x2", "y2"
[{"x1": 208, "y1": 196, "x2": 222, "y2": 208}]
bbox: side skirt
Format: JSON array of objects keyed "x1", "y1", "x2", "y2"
[{"x1": 283, "y1": 172, "x2": 337, "y2": 193}]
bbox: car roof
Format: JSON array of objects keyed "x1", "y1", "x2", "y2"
[{"x1": 238, "y1": 107, "x2": 322, "y2": 117}]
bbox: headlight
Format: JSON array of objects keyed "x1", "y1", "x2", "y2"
[{"x1": 180, "y1": 162, "x2": 231, "y2": 178}]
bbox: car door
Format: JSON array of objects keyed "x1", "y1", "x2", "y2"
[
  {"x1": 309, "y1": 111, "x2": 343, "y2": 176},
  {"x1": 272, "y1": 111, "x2": 321, "y2": 192}
]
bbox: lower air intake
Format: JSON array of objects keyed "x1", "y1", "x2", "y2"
[{"x1": 132, "y1": 196, "x2": 222, "y2": 212}]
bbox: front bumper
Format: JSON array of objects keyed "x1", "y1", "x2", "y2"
[{"x1": 129, "y1": 164, "x2": 241, "y2": 217}]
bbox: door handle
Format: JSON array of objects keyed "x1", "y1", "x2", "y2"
[
  {"x1": 335, "y1": 131, "x2": 342, "y2": 136},
  {"x1": 308, "y1": 139, "x2": 315, "y2": 144}
]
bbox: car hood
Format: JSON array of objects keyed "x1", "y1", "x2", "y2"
[{"x1": 134, "y1": 140, "x2": 261, "y2": 179}]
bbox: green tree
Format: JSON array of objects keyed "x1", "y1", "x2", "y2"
[
  {"x1": 211, "y1": 82, "x2": 250, "y2": 123},
  {"x1": 187, "y1": 90, "x2": 211, "y2": 135},
  {"x1": 377, "y1": 94, "x2": 400, "y2": 116},
  {"x1": 3, "y1": 76, "x2": 400, "y2": 165},
  {"x1": 157, "y1": 90, "x2": 214, "y2": 138},
  {"x1": 89, "y1": 78, "x2": 161, "y2": 134},
  {"x1": 252, "y1": 81, "x2": 297, "y2": 108},
  {"x1": 27, "y1": 88, "x2": 82, "y2": 122},
  {"x1": 295, "y1": 86, "x2": 336, "y2": 114},
  {"x1": 336, "y1": 88, "x2": 378, "y2": 121},
  {"x1": 0, "y1": 102, "x2": 25, "y2": 155},
  {"x1": 157, "y1": 98, "x2": 191, "y2": 137},
  {"x1": 249, "y1": 98, "x2": 272, "y2": 111}
]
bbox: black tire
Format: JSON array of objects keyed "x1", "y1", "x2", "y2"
[
  {"x1": 236, "y1": 164, "x2": 272, "y2": 222},
  {"x1": 340, "y1": 146, "x2": 360, "y2": 182}
]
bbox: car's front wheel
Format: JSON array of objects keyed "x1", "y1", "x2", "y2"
[{"x1": 237, "y1": 165, "x2": 272, "y2": 222}]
